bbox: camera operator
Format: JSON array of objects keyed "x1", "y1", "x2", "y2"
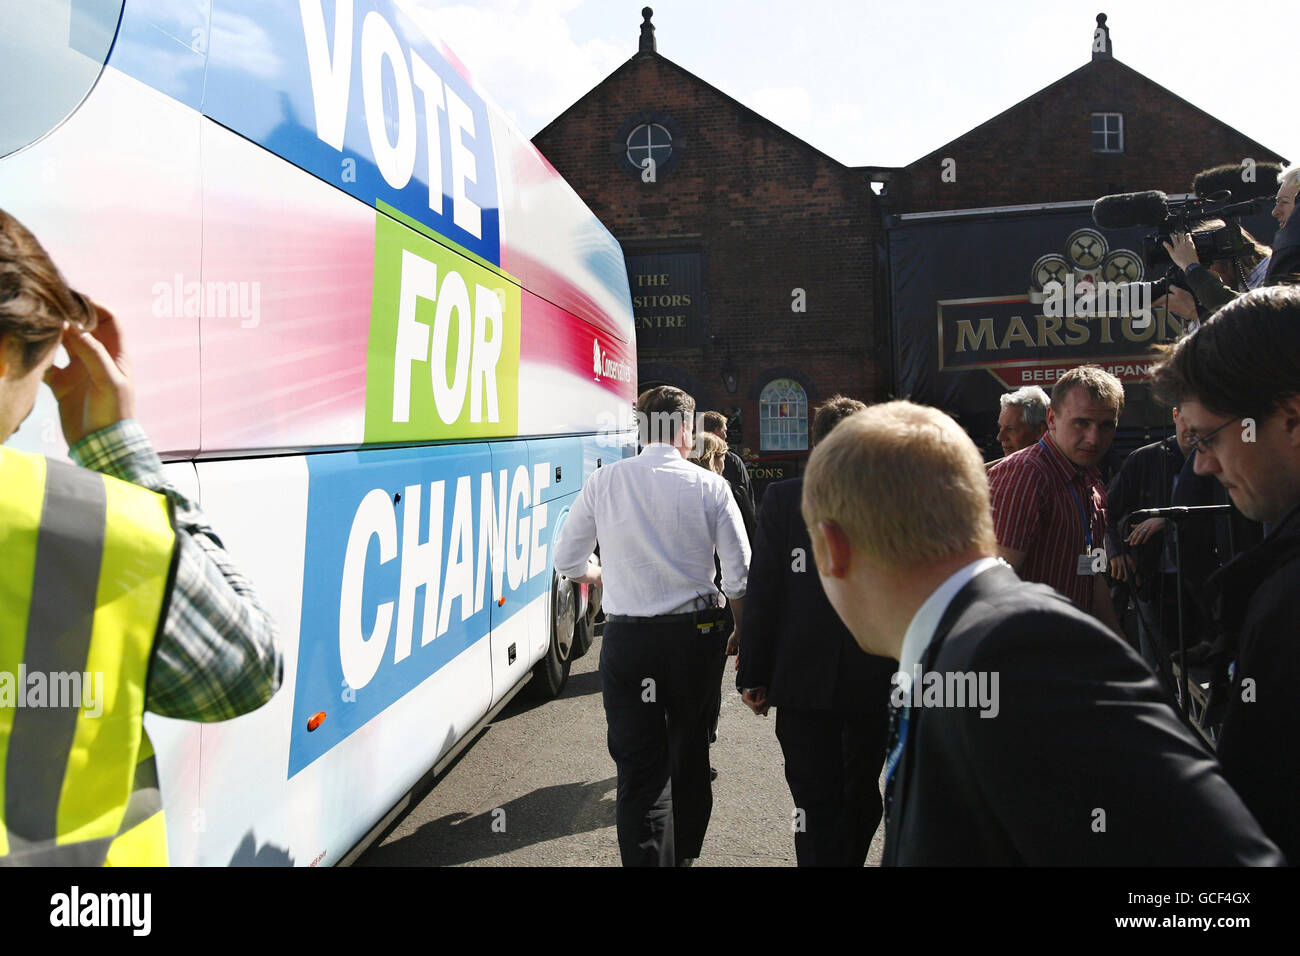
[
  {"x1": 1154, "y1": 275, "x2": 1204, "y2": 332},
  {"x1": 1163, "y1": 224, "x2": 1271, "y2": 313}
]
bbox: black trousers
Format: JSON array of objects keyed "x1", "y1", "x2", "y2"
[
  {"x1": 600, "y1": 619, "x2": 716, "y2": 866},
  {"x1": 775, "y1": 706, "x2": 891, "y2": 866}
]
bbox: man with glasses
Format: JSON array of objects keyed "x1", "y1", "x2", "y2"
[{"x1": 1150, "y1": 285, "x2": 1300, "y2": 863}]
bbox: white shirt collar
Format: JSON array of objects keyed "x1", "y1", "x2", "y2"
[
  {"x1": 641, "y1": 442, "x2": 684, "y2": 459},
  {"x1": 897, "y1": 557, "x2": 1002, "y2": 678}
]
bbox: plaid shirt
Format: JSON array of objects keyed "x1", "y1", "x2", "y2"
[
  {"x1": 70, "y1": 421, "x2": 282, "y2": 721},
  {"x1": 987, "y1": 436, "x2": 1107, "y2": 611}
]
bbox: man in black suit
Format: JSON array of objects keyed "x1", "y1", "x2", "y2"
[
  {"x1": 1150, "y1": 286, "x2": 1300, "y2": 864},
  {"x1": 801, "y1": 400, "x2": 1283, "y2": 865},
  {"x1": 1105, "y1": 409, "x2": 1188, "y2": 696},
  {"x1": 737, "y1": 396, "x2": 896, "y2": 866}
]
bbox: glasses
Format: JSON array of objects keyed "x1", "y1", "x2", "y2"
[{"x1": 1185, "y1": 416, "x2": 1241, "y2": 456}]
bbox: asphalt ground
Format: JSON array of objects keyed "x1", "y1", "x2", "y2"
[{"x1": 358, "y1": 628, "x2": 885, "y2": 866}]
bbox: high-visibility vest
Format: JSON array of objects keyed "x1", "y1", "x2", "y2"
[{"x1": 0, "y1": 445, "x2": 177, "y2": 866}]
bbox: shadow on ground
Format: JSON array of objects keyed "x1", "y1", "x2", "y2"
[{"x1": 357, "y1": 775, "x2": 618, "y2": 866}]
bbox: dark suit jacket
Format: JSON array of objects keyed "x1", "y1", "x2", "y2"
[
  {"x1": 1208, "y1": 503, "x2": 1300, "y2": 864},
  {"x1": 1171, "y1": 451, "x2": 1263, "y2": 592},
  {"x1": 737, "y1": 478, "x2": 895, "y2": 711},
  {"x1": 722, "y1": 450, "x2": 756, "y2": 541},
  {"x1": 1105, "y1": 436, "x2": 1183, "y2": 599},
  {"x1": 883, "y1": 564, "x2": 1283, "y2": 865}
]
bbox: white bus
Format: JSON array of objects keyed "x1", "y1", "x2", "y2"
[{"x1": 1, "y1": 0, "x2": 637, "y2": 865}]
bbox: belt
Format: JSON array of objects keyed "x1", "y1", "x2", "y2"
[{"x1": 606, "y1": 612, "x2": 699, "y2": 625}]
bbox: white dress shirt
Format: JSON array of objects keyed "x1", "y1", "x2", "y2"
[
  {"x1": 897, "y1": 557, "x2": 1002, "y2": 678},
  {"x1": 554, "y1": 443, "x2": 751, "y2": 617}
]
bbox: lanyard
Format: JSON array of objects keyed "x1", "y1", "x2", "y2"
[
  {"x1": 1069, "y1": 480, "x2": 1092, "y2": 552},
  {"x1": 1038, "y1": 439, "x2": 1093, "y2": 552}
]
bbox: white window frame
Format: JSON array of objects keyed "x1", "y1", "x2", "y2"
[
  {"x1": 626, "y1": 123, "x2": 673, "y2": 169},
  {"x1": 759, "y1": 379, "x2": 809, "y2": 452},
  {"x1": 1091, "y1": 113, "x2": 1123, "y2": 153}
]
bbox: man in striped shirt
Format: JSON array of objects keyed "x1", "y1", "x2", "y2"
[{"x1": 987, "y1": 366, "x2": 1125, "y2": 635}]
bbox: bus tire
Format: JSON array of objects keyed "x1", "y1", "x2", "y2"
[{"x1": 530, "y1": 572, "x2": 575, "y2": 699}]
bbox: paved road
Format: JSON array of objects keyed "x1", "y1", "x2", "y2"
[{"x1": 358, "y1": 629, "x2": 885, "y2": 866}]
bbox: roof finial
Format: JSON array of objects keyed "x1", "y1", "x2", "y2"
[
  {"x1": 1092, "y1": 13, "x2": 1112, "y2": 60},
  {"x1": 639, "y1": 7, "x2": 656, "y2": 54}
]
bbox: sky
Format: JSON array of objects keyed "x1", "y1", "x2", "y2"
[{"x1": 399, "y1": 0, "x2": 1297, "y2": 170}]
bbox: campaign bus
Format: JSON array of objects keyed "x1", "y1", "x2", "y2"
[{"x1": 0, "y1": 0, "x2": 637, "y2": 865}]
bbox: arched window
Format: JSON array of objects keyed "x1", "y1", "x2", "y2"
[{"x1": 759, "y1": 379, "x2": 808, "y2": 451}]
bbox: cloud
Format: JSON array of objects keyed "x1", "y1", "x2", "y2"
[
  {"x1": 209, "y1": 11, "x2": 281, "y2": 79},
  {"x1": 740, "y1": 86, "x2": 869, "y2": 164},
  {"x1": 398, "y1": 0, "x2": 626, "y2": 136}
]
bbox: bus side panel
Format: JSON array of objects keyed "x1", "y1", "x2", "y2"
[
  {"x1": 142, "y1": 455, "x2": 309, "y2": 865},
  {"x1": 199, "y1": 119, "x2": 372, "y2": 453},
  {"x1": 486, "y1": 441, "x2": 541, "y2": 703},
  {"x1": 204, "y1": 0, "x2": 501, "y2": 269},
  {"x1": 107, "y1": 0, "x2": 208, "y2": 111},
  {"x1": 491, "y1": 108, "x2": 636, "y2": 346},
  {"x1": 147, "y1": 442, "x2": 571, "y2": 864},
  {"x1": 518, "y1": 289, "x2": 637, "y2": 441},
  {"x1": 0, "y1": 66, "x2": 202, "y2": 459}
]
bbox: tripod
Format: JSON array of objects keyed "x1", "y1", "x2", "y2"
[{"x1": 1123, "y1": 505, "x2": 1234, "y2": 743}]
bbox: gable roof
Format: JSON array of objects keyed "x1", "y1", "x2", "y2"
[
  {"x1": 534, "y1": 50, "x2": 856, "y2": 172},
  {"x1": 903, "y1": 56, "x2": 1285, "y2": 168}
]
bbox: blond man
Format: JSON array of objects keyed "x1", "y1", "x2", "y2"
[{"x1": 802, "y1": 400, "x2": 1280, "y2": 865}]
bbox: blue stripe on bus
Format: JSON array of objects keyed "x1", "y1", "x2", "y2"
[
  {"x1": 106, "y1": 0, "x2": 501, "y2": 267},
  {"x1": 288, "y1": 439, "x2": 566, "y2": 776}
]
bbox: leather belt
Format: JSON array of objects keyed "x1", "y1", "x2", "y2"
[{"x1": 605, "y1": 612, "x2": 699, "y2": 625}]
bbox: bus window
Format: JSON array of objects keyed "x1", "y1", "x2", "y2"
[{"x1": 0, "y1": 0, "x2": 124, "y2": 158}]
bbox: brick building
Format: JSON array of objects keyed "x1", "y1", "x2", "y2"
[
  {"x1": 533, "y1": 8, "x2": 886, "y2": 494},
  {"x1": 884, "y1": 14, "x2": 1287, "y2": 214},
  {"x1": 533, "y1": 10, "x2": 1287, "y2": 491}
]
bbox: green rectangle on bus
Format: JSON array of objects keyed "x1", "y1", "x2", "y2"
[{"x1": 365, "y1": 212, "x2": 521, "y2": 443}]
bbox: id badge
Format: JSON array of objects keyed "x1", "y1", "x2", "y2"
[{"x1": 1076, "y1": 552, "x2": 1096, "y2": 576}]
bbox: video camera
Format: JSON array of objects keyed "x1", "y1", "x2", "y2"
[{"x1": 1091, "y1": 162, "x2": 1281, "y2": 271}]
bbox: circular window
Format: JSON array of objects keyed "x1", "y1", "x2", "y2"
[
  {"x1": 626, "y1": 123, "x2": 673, "y2": 171},
  {"x1": 613, "y1": 112, "x2": 683, "y2": 178}
]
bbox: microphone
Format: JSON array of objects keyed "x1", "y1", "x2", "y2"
[
  {"x1": 1092, "y1": 190, "x2": 1169, "y2": 229},
  {"x1": 1193, "y1": 162, "x2": 1284, "y2": 201}
]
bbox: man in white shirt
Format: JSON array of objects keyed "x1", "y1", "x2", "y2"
[
  {"x1": 800, "y1": 400, "x2": 1281, "y2": 865},
  {"x1": 556, "y1": 386, "x2": 750, "y2": 867}
]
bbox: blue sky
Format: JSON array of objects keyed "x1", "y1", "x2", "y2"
[{"x1": 401, "y1": 0, "x2": 1295, "y2": 169}]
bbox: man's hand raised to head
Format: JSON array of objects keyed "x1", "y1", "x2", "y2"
[{"x1": 44, "y1": 304, "x2": 135, "y2": 446}]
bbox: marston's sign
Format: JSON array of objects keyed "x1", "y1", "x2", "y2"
[{"x1": 938, "y1": 295, "x2": 1187, "y2": 388}]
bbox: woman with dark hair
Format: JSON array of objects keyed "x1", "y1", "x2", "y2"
[{"x1": 0, "y1": 209, "x2": 281, "y2": 866}]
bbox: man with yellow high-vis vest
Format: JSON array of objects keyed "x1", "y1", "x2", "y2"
[{"x1": 0, "y1": 210, "x2": 281, "y2": 866}]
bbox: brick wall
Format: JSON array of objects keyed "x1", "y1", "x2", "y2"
[
  {"x1": 533, "y1": 52, "x2": 886, "y2": 463},
  {"x1": 888, "y1": 58, "x2": 1286, "y2": 214}
]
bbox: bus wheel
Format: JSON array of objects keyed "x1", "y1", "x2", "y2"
[{"x1": 530, "y1": 572, "x2": 575, "y2": 699}]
